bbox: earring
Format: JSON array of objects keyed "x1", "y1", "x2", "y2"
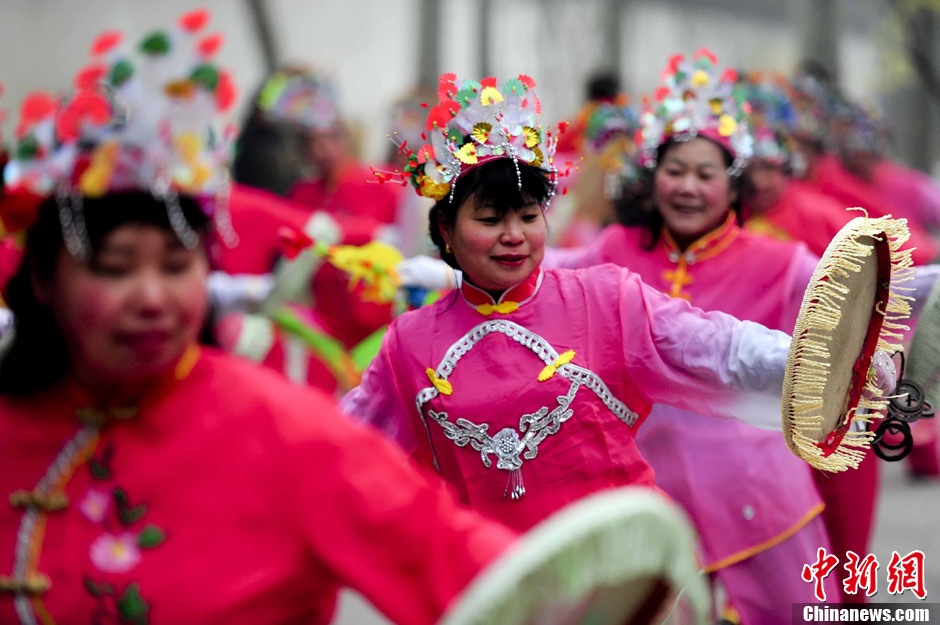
[{"x1": 445, "y1": 244, "x2": 452, "y2": 254}]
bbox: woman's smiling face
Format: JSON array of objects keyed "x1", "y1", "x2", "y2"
[
  {"x1": 442, "y1": 193, "x2": 546, "y2": 293},
  {"x1": 654, "y1": 137, "x2": 737, "y2": 248}
]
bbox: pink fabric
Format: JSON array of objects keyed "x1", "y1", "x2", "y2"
[
  {"x1": 342, "y1": 264, "x2": 789, "y2": 532},
  {"x1": 809, "y1": 155, "x2": 937, "y2": 265},
  {"x1": 289, "y1": 163, "x2": 397, "y2": 225},
  {"x1": 716, "y1": 516, "x2": 841, "y2": 624},
  {"x1": 211, "y1": 184, "x2": 310, "y2": 275},
  {"x1": 744, "y1": 179, "x2": 853, "y2": 257},
  {"x1": 873, "y1": 159, "x2": 940, "y2": 233},
  {"x1": 0, "y1": 349, "x2": 515, "y2": 625},
  {"x1": 550, "y1": 224, "x2": 827, "y2": 568}
]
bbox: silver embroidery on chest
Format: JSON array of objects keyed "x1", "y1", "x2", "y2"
[{"x1": 415, "y1": 319, "x2": 639, "y2": 500}]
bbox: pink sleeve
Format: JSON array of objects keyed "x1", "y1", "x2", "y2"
[
  {"x1": 541, "y1": 243, "x2": 604, "y2": 270},
  {"x1": 618, "y1": 270, "x2": 790, "y2": 430},
  {"x1": 289, "y1": 395, "x2": 517, "y2": 625},
  {"x1": 339, "y1": 325, "x2": 421, "y2": 453}
]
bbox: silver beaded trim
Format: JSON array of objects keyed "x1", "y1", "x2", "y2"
[
  {"x1": 12, "y1": 424, "x2": 99, "y2": 624},
  {"x1": 415, "y1": 320, "x2": 638, "y2": 496}
]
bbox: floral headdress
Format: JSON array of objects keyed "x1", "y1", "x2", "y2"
[
  {"x1": 737, "y1": 71, "x2": 797, "y2": 167},
  {"x1": 256, "y1": 67, "x2": 339, "y2": 131},
  {"x1": 373, "y1": 72, "x2": 567, "y2": 206},
  {"x1": 3, "y1": 9, "x2": 238, "y2": 258},
  {"x1": 582, "y1": 103, "x2": 642, "y2": 198},
  {"x1": 638, "y1": 49, "x2": 753, "y2": 176}
]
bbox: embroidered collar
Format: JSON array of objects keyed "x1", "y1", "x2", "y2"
[
  {"x1": 661, "y1": 212, "x2": 739, "y2": 264},
  {"x1": 460, "y1": 268, "x2": 544, "y2": 316}
]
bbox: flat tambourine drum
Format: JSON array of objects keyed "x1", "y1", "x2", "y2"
[
  {"x1": 782, "y1": 213, "x2": 912, "y2": 471},
  {"x1": 439, "y1": 487, "x2": 711, "y2": 625}
]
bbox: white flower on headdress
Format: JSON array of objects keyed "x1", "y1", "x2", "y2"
[{"x1": 639, "y1": 48, "x2": 753, "y2": 173}]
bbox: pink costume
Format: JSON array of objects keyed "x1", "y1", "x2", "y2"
[
  {"x1": 341, "y1": 263, "x2": 792, "y2": 534},
  {"x1": 289, "y1": 163, "x2": 397, "y2": 227},
  {"x1": 544, "y1": 217, "x2": 837, "y2": 621},
  {"x1": 0, "y1": 348, "x2": 515, "y2": 625},
  {"x1": 873, "y1": 159, "x2": 940, "y2": 234},
  {"x1": 808, "y1": 154, "x2": 937, "y2": 265},
  {"x1": 744, "y1": 178, "x2": 852, "y2": 258}
]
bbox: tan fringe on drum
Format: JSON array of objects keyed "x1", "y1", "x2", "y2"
[{"x1": 782, "y1": 211, "x2": 914, "y2": 472}]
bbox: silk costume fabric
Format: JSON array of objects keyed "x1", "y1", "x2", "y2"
[
  {"x1": 341, "y1": 264, "x2": 791, "y2": 533},
  {"x1": 0, "y1": 348, "x2": 514, "y2": 625}
]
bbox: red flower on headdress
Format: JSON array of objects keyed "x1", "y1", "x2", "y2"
[
  {"x1": 198, "y1": 34, "x2": 223, "y2": 58},
  {"x1": 425, "y1": 100, "x2": 460, "y2": 131},
  {"x1": 278, "y1": 226, "x2": 314, "y2": 260},
  {"x1": 179, "y1": 9, "x2": 210, "y2": 33},
  {"x1": 480, "y1": 77, "x2": 498, "y2": 89},
  {"x1": 721, "y1": 68, "x2": 738, "y2": 84},
  {"x1": 694, "y1": 47, "x2": 718, "y2": 66},
  {"x1": 55, "y1": 90, "x2": 112, "y2": 142},
  {"x1": 654, "y1": 86, "x2": 670, "y2": 102},
  {"x1": 90, "y1": 30, "x2": 123, "y2": 56},
  {"x1": 19, "y1": 92, "x2": 57, "y2": 127},
  {"x1": 215, "y1": 70, "x2": 237, "y2": 111},
  {"x1": 74, "y1": 65, "x2": 107, "y2": 91},
  {"x1": 437, "y1": 72, "x2": 457, "y2": 102},
  {"x1": 666, "y1": 54, "x2": 684, "y2": 74},
  {"x1": 519, "y1": 75, "x2": 536, "y2": 89}
]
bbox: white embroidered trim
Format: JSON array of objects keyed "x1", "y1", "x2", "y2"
[
  {"x1": 415, "y1": 320, "x2": 639, "y2": 497},
  {"x1": 13, "y1": 424, "x2": 99, "y2": 624}
]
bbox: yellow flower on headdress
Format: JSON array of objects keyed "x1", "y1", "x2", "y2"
[
  {"x1": 79, "y1": 141, "x2": 120, "y2": 197},
  {"x1": 456, "y1": 143, "x2": 478, "y2": 165},
  {"x1": 530, "y1": 146, "x2": 544, "y2": 167},
  {"x1": 691, "y1": 70, "x2": 710, "y2": 88},
  {"x1": 481, "y1": 86, "x2": 504, "y2": 106},
  {"x1": 471, "y1": 123, "x2": 492, "y2": 144},
  {"x1": 173, "y1": 132, "x2": 212, "y2": 191},
  {"x1": 717, "y1": 114, "x2": 737, "y2": 137},
  {"x1": 709, "y1": 97, "x2": 723, "y2": 116},
  {"x1": 165, "y1": 79, "x2": 197, "y2": 99},
  {"x1": 419, "y1": 176, "x2": 450, "y2": 201},
  {"x1": 521, "y1": 126, "x2": 539, "y2": 149}
]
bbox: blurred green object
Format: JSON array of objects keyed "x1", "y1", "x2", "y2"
[{"x1": 907, "y1": 277, "x2": 940, "y2": 411}]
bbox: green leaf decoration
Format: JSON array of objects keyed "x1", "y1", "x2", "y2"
[
  {"x1": 113, "y1": 488, "x2": 148, "y2": 526},
  {"x1": 15, "y1": 136, "x2": 39, "y2": 161},
  {"x1": 454, "y1": 87, "x2": 477, "y2": 107},
  {"x1": 83, "y1": 576, "x2": 115, "y2": 597},
  {"x1": 447, "y1": 127, "x2": 463, "y2": 146},
  {"x1": 137, "y1": 525, "x2": 166, "y2": 549},
  {"x1": 502, "y1": 77, "x2": 525, "y2": 95},
  {"x1": 89, "y1": 459, "x2": 111, "y2": 481},
  {"x1": 189, "y1": 64, "x2": 220, "y2": 91},
  {"x1": 118, "y1": 503, "x2": 147, "y2": 526},
  {"x1": 139, "y1": 31, "x2": 171, "y2": 56},
  {"x1": 350, "y1": 326, "x2": 387, "y2": 371},
  {"x1": 109, "y1": 59, "x2": 134, "y2": 87},
  {"x1": 116, "y1": 583, "x2": 149, "y2": 624}
]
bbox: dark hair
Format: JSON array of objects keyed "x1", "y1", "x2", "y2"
[
  {"x1": 586, "y1": 72, "x2": 621, "y2": 102},
  {"x1": 428, "y1": 159, "x2": 552, "y2": 270},
  {"x1": 0, "y1": 191, "x2": 210, "y2": 395},
  {"x1": 614, "y1": 137, "x2": 743, "y2": 251}
]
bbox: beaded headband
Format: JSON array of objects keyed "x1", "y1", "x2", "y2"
[
  {"x1": 372, "y1": 72, "x2": 567, "y2": 207},
  {"x1": 638, "y1": 49, "x2": 753, "y2": 176},
  {"x1": 3, "y1": 9, "x2": 239, "y2": 258}
]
